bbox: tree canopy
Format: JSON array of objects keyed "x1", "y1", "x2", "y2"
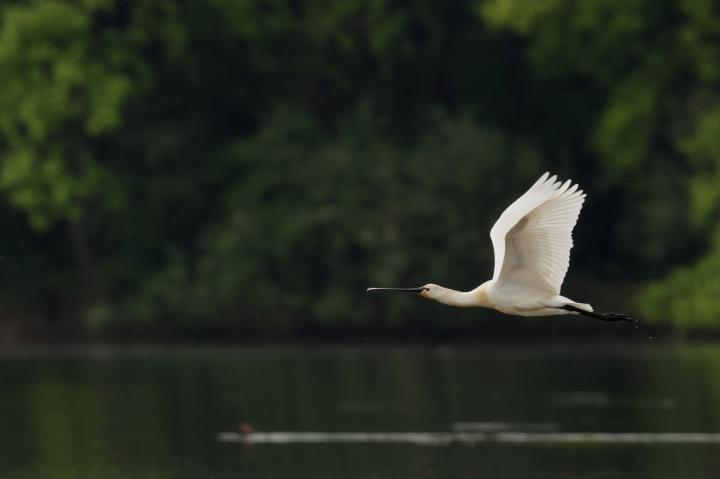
[{"x1": 0, "y1": 0, "x2": 719, "y2": 340}]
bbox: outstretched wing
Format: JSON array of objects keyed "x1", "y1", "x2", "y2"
[{"x1": 489, "y1": 173, "x2": 585, "y2": 295}]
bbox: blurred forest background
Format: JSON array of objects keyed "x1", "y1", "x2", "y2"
[{"x1": 1, "y1": 0, "x2": 719, "y2": 342}]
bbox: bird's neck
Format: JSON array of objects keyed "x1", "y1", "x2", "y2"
[{"x1": 434, "y1": 283, "x2": 491, "y2": 308}]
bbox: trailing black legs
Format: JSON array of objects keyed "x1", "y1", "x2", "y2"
[{"x1": 563, "y1": 304, "x2": 634, "y2": 323}]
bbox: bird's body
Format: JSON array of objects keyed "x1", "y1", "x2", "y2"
[
  {"x1": 368, "y1": 173, "x2": 632, "y2": 322},
  {"x1": 401, "y1": 281, "x2": 590, "y2": 317}
]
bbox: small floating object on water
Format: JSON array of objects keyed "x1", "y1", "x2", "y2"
[{"x1": 239, "y1": 422, "x2": 255, "y2": 434}]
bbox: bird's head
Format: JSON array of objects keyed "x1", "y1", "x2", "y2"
[{"x1": 419, "y1": 284, "x2": 444, "y2": 300}]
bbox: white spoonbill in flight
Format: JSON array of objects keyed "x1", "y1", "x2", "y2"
[{"x1": 368, "y1": 172, "x2": 632, "y2": 322}]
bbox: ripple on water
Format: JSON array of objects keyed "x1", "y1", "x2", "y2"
[{"x1": 218, "y1": 431, "x2": 720, "y2": 446}]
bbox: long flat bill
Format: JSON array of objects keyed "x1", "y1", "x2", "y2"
[{"x1": 366, "y1": 287, "x2": 424, "y2": 293}]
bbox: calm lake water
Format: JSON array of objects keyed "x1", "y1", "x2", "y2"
[{"x1": 1, "y1": 344, "x2": 719, "y2": 478}]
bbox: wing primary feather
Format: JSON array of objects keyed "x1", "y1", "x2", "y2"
[{"x1": 489, "y1": 173, "x2": 587, "y2": 295}]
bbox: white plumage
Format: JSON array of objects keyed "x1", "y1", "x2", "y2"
[{"x1": 368, "y1": 172, "x2": 632, "y2": 322}]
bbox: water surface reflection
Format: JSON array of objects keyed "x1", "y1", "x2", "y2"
[{"x1": 0, "y1": 344, "x2": 718, "y2": 478}]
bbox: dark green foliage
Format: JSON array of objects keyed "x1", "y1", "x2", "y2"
[
  {"x1": 96, "y1": 108, "x2": 543, "y2": 334},
  {"x1": 0, "y1": 0, "x2": 719, "y2": 337}
]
